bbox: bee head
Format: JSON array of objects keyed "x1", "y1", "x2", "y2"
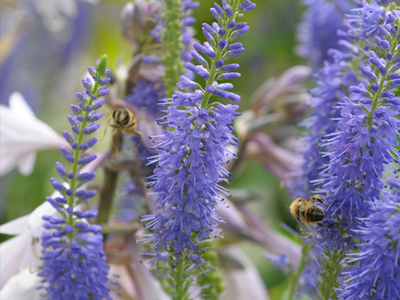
[
  {"x1": 290, "y1": 198, "x2": 303, "y2": 219},
  {"x1": 113, "y1": 108, "x2": 130, "y2": 125},
  {"x1": 311, "y1": 194, "x2": 324, "y2": 204}
]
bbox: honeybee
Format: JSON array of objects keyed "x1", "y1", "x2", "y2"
[
  {"x1": 109, "y1": 108, "x2": 142, "y2": 160},
  {"x1": 290, "y1": 195, "x2": 325, "y2": 229}
]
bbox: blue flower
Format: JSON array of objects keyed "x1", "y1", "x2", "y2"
[
  {"x1": 340, "y1": 178, "x2": 400, "y2": 300},
  {"x1": 289, "y1": 55, "x2": 357, "y2": 199},
  {"x1": 345, "y1": 0, "x2": 387, "y2": 39},
  {"x1": 38, "y1": 56, "x2": 112, "y2": 299},
  {"x1": 124, "y1": 80, "x2": 164, "y2": 118},
  {"x1": 141, "y1": 0, "x2": 255, "y2": 259},
  {"x1": 316, "y1": 19, "x2": 400, "y2": 248},
  {"x1": 296, "y1": 0, "x2": 352, "y2": 68}
]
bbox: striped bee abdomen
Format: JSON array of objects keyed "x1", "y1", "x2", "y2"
[{"x1": 303, "y1": 207, "x2": 324, "y2": 223}]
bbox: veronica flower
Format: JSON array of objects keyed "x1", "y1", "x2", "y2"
[
  {"x1": 125, "y1": 79, "x2": 165, "y2": 118},
  {"x1": 345, "y1": 0, "x2": 387, "y2": 39},
  {"x1": 340, "y1": 178, "x2": 400, "y2": 299},
  {"x1": 0, "y1": 152, "x2": 106, "y2": 289},
  {"x1": 291, "y1": 3, "x2": 400, "y2": 298},
  {"x1": 288, "y1": 51, "x2": 358, "y2": 199},
  {"x1": 0, "y1": 92, "x2": 68, "y2": 176},
  {"x1": 38, "y1": 56, "x2": 112, "y2": 299},
  {"x1": 296, "y1": 0, "x2": 351, "y2": 68},
  {"x1": 317, "y1": 11, "x2": 400, "y2": 249},
  {"x1": 141, "y1": 0, "x2": 255, "y2": 260}
]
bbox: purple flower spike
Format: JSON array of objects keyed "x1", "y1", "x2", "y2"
[
  {"x1": 141, "y1": 0, "x2": 254, "y2": 266},
  {"x1": 40, "y1": 56, "x2": 112, "y2": 299},
  {"x1": 290, "y1": 3, "x2": 400, "y2": 297}
]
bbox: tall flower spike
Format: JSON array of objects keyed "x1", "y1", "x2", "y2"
[
  {"x1": 142, "y1": 0, "x2": 255, "y2": 260},
  {"x1": 296, "y1": 0, "x2": 351, "y2": 68},
  {"x1": 288, "y1": 55, "x2": 357, "y2": 199},
  {"x1": 316, "y1": 14, "x2": 400, "y2": 249},
  {"x1": 38, "y1": 55, "x2": 113, "y2": 299}
]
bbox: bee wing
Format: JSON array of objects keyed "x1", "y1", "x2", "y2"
[{"x1": 297, "y1": 213, "x2": 312, "y2": 232}]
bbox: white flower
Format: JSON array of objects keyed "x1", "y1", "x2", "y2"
[
  {"x1": 0, "y1": 269, "x2": 42, "y2": 300},
  {"x1": 0, "y1": 92, "x2": 68, "y2": 176},
  {"x1": 0, "y1": 199, "x2": 56, "y2": 288},
  {"x1": 220, "y1": 246, "x2": 271, "y2": 300}
]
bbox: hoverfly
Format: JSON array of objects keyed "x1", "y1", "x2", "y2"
[{"x1": 109, "y1": 108, "x2": 142, "y2": 161}]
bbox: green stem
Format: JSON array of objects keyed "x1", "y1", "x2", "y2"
[
  {"x1": 287, "y1": 242, "x2": 312, "y2": 300},
  {"x1": 67, "y1": 82, "x2": 99, "y2": 241},
  {"x1": 174, "y1": 257, "x2": 186, "y2": 300}
]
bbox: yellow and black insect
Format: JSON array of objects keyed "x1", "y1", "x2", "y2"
[
  {"x1": 290, "y1": 195, "x2": 325, "y2": 229},
  {"x1": 109, "y1": 107, "x2": 142, "y2": 160}
]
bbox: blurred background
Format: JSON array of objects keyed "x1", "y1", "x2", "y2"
[{"x1": 0, "y1": 0, "x2": 306, "y2": 298}]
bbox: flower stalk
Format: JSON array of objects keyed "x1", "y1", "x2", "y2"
[{"x1": 38, "y1": 55, "x2": 112, "y2": 299}]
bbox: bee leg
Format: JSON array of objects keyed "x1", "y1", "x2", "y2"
[
  {"x1": 111, "y1": 132, "x2": 122, "y2": 162},
  {"x1": 322, "y1": 200, "x2": 338, "y2": 205},
  {"x1": 132, "y1": 131, "x2": 142, "y2": 147},
  {"x1": 126, "y1": 128, "x2": 142, "y2": 147},
  {"x1": 317, "y1": 221, "x2": 341, "y2": 229}
]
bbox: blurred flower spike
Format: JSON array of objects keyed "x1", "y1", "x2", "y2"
[{"x1": 0, "y1": 92, "x2": 68, "y2": 176}]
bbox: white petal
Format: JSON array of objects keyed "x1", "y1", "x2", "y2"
[
  {"x1": 221, "y1": 246, "x2": 270, "y2": 300},
  {"x1": 0, "y1": 268, "x2": 42, "y2": 300},
  {"x1": 0, "y1": 215, "x2": 29, "y2": 235},
  {"x1": 17, "y1": 152, "x2": 37, "y2": 176},
  {"x1": 125, "y1": 240, "x2": 170, "y2": 300},
  {"x1": 0, "y1": 153, "x2": 19, "y2": 176},
  {"x1": 9, "y1": 92, "x2": 36, "y2": 120},
  {"x1": 0, "y1": 234, "x2": 30, "y2": 288}
]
